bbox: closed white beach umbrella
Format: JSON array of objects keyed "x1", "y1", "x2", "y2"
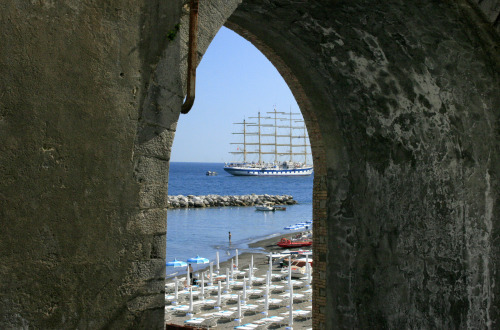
[
  {"x1": 231, "y1": 259, "x2": 234, "y2": 281},
  {"x1": 242, "y1": 277, "x2": 247, "y2": 304},
  {"x1": 248, "y1": 263, "x2": 253, "y2": 288},
  {"x1": 225, "y1": 268, "x2": 230, "y2": 292},
  {"x1": 251, "y1": 255, "x2": 254, "y2": 275},
  {"x1": 269, "y1": 253, "x2": 273, "y2": 278},
  {"x1": 235, "y1": 249, "x2": 239, "y2": 268},
  {"x1": 237, "y1": 294, "x2": 242, "y2": 325},
  {"x1": 306, "y1": 254, "x2": 311, "y2": 287},
  {"x1": 264, "y1": 271, "x2": 269, "y2": 316},
  {"x1": 200, "y1": 271, "x2": 205, "y2": 300},
  {"x1": 288, "y1": 256, "x2": 292, "y2": 289},
  {"x1": 288, "y1": 278, "x2": 294, "y2": 328},
  {"x1": 209, "y1": 262, "x2": 214, "y2": 285},
  {"x1": 188, "y1": 286, "x2": 194, "y2": 314},
  {"x1": 174, "y1": 277, "x2": 179, "y2": 304},
  {"x1": 216, "y1": 251, "x2": 220, "y2": 273},
  {"x1": 216, "y1": 281, "x2": 222, "y2": 309}
]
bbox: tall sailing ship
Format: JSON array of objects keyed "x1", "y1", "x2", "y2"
[{"x1": 224, "y1": 109, "x2": 313, "y2": 176}]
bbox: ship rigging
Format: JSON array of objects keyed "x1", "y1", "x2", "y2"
[{"x1": 224, "y1": 109, "x2": 313, "y2": 176}]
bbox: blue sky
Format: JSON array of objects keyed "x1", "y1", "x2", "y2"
[{"x1": 170, "y1": 27, "x2": 304, "y2": 163}]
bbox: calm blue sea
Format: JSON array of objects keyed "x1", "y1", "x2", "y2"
[{"x1": 166, "y1": 162, "x2": 313, "y2": 277}]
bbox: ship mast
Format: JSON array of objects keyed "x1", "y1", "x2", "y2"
[
  {"x1": 257, "y1": 113, "x2": 261, "y2": 163},
  {"x1": 289, "y1": 110, "x2": 293, "y2": 162},
  {"x1": 230, "y1": 118, "x2": 256, "y2": 163},
  {"x1": 248, "y1": 112, "x2": 271, "y2": 164},
  {"x1": 293, "y1": 119, "x2": 310, "y2": 165},
  {"x1": 266, "y1": 108, "x2": 286, "y2": 163}
]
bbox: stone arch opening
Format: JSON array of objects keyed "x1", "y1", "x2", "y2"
[{"x1": 165, "y1": 24, "x2": 320, "y2": 327}]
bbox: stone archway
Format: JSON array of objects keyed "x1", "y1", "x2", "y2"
[{"x1": 0, "y1": 0, "x2": 499, "y2": 328}]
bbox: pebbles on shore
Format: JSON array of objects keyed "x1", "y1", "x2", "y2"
[{"x1": 167, "y1": 194, "x2": 297, "y2": 209}]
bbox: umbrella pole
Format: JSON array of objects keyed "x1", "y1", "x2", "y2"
[
  {"x1": 243, "y1": 277, "x2": 247, "y2": 304},
  {"x1": 216, "y1": 251, "x2": 220, "y2": 274},
  {"x1": 306, "y1": 254, "x2": 311, "y2": 288},
  {"x1": 264, "y1": 271, "x2": 269, "y2": 316},
  {"x1": 188, "y1": 286, "x2": 194, "y2": 317},
  {"x1": 269, "y1": 253, "x2": 273, "y2": 280},
  {"x1": 248, "y1": 263, "x2": 252, "y2": 288},
  {"x1": 209, "y1": 262, "x2": 213, "y2": 286},
  {"x1": 231, "y1": 259, "x2": 234, "y2": 281},
  {"x1": 216, "y1": 281, "x2": 222, "y2": 309},
  {"x1": 201, "y1": 271, "x2": 205, "y2": 301},
  {"x1": 236, "y1": 293, "x2": 242, "y2": 326},
  {"x1": 251, "y1": 255, "x2": 254, "y2": 275},
  {"x1": 174, "y1": 276, "x2": 178, "y2": 305},
  {"x1": 235, "y1": 249, "x2": 239, "y2": 269},
  {"x1": 288, "y1": 278, "x2": 294, "y2": 329},
  {"x1": 288, "y1": 256, "x2": 292, "y2": 289}
]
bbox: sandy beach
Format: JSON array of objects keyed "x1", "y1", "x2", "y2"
[{"x1": 165, "y1": 231, "x2": 313, "y2": 329}]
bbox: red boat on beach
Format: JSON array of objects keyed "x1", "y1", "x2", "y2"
[{"x1": 277, "y1": 237, "x2": 312, "y2": 248}]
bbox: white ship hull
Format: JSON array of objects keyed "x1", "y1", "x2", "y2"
[{"x1": 224, "y1": 165, "x2": 313, "y2": 176}]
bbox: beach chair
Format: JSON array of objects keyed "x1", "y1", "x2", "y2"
[
  {"x1": 184, "y1": 317, "x2": 205, "y2": 326},
  {"x1": 229, "y1": 303, "x2": 260, "y2": 316},
  {"x1": 294, "y1": 309, "x2": 312, "y2": 320},
  {"x1": 271, "y1": 273, "x2": 285, "y2": 281},
  {"x1": 184, "y1": 316, "x2": 218, "y2": 328},
  {"x1": 230, "y1": 281, "x2": 245, "y2": 290},
  {"x1": 221, "y1": 293, "x2": 240, "y2": 303},
  {"x1": 253, "y1": 315, "x2": 285, "y2": 326},
  {"x1": 246, "y1": 289, "x2": 264, "y2": 298},
  {"x1": 279, "y1": 292, "x2": 307, "y2": 303},
  {"x1": 170, "y1": 304, "x2": 201, "y2": 316},
  {"x1": 251, "y1": 277, "x2": 266, "y2": 286},
  {"x1": 279, "y1": 309, "x2": 311, "y2": 320},
  {"x1": 212, "y1": 309, "x2": 236, "y2": 322},
  {"x1": 268, "y1": 284, "x2": 285, "y2": 293},
  {"x1": 256, "y1": 297, "x2": 283, "y2": 308},
  {"x1": 234, "y1": 323, "x2": 259, "y2": 329},
  {"x1": 281, "y1": 279, "x2": 304, "y2": 289}
]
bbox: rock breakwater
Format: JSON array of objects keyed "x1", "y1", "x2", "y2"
[{"x1": 167, "y1": 194, "x2": 297, "y2": 209}]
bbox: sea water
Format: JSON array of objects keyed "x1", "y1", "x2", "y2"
[{"x1": 166, "y1": 162, "x2": 313, "y2": 277}]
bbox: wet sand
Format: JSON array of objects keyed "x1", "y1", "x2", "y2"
[{"x1": 165, "y1": 231, "x2": 312, "y2": 329}]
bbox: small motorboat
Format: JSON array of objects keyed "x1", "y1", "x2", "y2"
[
  {"x1": 273, "y1": 206, "x2": 286, "y2": 211},
  {"x1": 277, "y1": 238, "x2": 312, "y2": 248},
  {"x1": 284, "y1": 223, "x2": 307, "y2": 230},
  {"x1": 256, "y1": 202, "x2": 275, "y2": 211},
  {"x1": 206, "y1": 171, "x2": 217, "y2": 176},
  {"x1": 255, "y1": 204, "x2": 275, "y2": 211}
]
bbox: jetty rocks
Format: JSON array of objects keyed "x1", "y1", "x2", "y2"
[{"x1": 167, "y1": 194, "x2": 297, "y2": 209}]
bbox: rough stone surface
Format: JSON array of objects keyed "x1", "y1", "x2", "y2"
[
  {"x1": 224, "y1": 1, "x2": 500, "y2": 328},
  {"x1": 0, "y1": 0, "x2": 499, "y2": 329}
]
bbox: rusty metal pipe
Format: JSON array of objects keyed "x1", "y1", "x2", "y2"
[{"x1": 181, "y1": 0, "x2": 199, "y2": 114}]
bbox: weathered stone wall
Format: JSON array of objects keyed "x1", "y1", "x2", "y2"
[
  {"x1": 0, "y1": 0, "x2": 499, "y2": 329},
  {"x1": 0, "y1": 0, "x2": 182, "y2": 328},
  {"x1": 225, "y1": 1, "x2": 500, "y2": 328}
]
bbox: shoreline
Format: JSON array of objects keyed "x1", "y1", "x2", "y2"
[{"x1": 173, "y1": 229, "x2": 311, "y2": 278}]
